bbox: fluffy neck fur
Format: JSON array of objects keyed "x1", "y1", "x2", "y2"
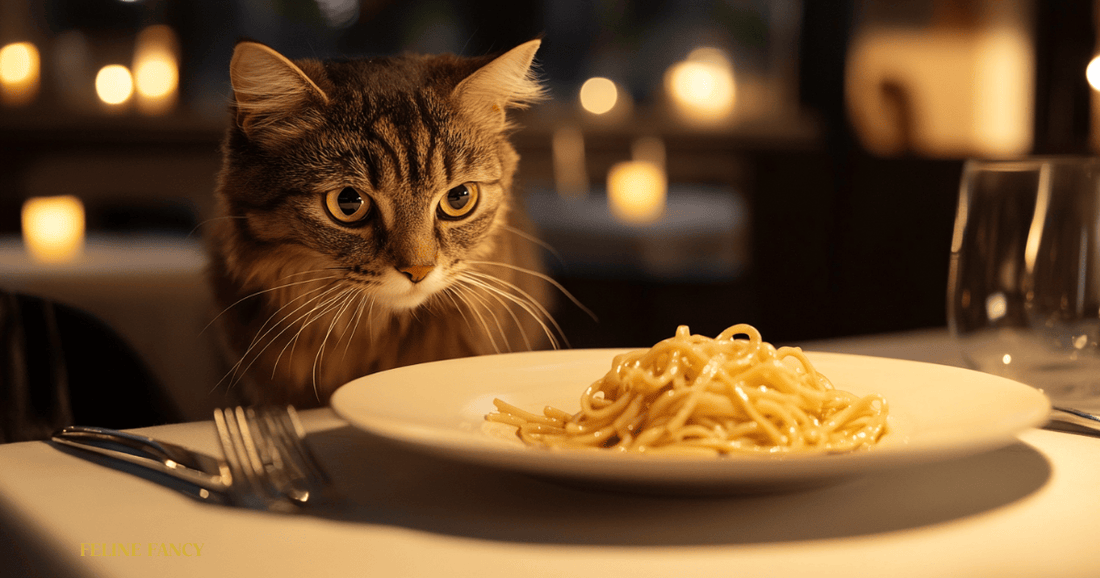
[{"x1": 205, "y1": 40, "x2": 555, "y2": 408}]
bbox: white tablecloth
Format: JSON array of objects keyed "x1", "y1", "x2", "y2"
[{"x1": 1, "y1": 330, "x2": 1098, "y2": 578}]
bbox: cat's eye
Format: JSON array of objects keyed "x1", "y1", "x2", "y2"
[
  {"x1": 438, "y1": 183, "x2": 480, "y2": 220},
  {"x1": 324, "y1": 187, "x2": 371, "y2": 224}
]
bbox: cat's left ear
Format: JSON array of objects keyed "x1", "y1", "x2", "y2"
[{"x1": 453, "y1": 39, "x2": 545, "y2": 131}]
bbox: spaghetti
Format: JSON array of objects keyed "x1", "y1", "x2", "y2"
[{"x1": 486, "y1": 324, "x2": 888, "y2": 455}]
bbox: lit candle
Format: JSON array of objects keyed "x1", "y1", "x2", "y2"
[
  {"x1": 665, "y1": 47, "x2": 736, "y2": 124},
  {"x1": 21, "y1": 196, "x2": 86, "y2": 263},
  {"x1": 133, "y1": 25, "x2": 179, "y2": 115},
  {"x1": 607, "y1": 161, "x2": 666, "y2": 224},
  {"x1": 0, "y1": 42, "x2": 40, "y2": 106},
  {"x1": 96, "y1": 64, "x2": 134, "y2": 106}
]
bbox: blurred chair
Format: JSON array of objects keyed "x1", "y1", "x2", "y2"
[{"x1": 0, "y1": 290, "x2": 182, "y2": 443}]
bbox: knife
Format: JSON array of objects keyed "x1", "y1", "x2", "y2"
[{"x1": 51, "y1": 425, "x2": 232, "y2": 501}]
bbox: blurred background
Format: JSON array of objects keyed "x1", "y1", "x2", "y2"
[{"x1": 1, "y1": 0, "x2": 1097, "y2": 417}]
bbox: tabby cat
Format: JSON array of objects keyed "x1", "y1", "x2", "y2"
[{"x1": 205, "y1": 39, "x2": 560, "y2": 408}]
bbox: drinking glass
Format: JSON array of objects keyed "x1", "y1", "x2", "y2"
[{"x1": 949, "y1": 157, "x2": 1100, "y2": 407}]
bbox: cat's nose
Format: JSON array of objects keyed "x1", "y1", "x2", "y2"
[{"x1": 397, "y1": 265, "x2": 433, "y2": 283}]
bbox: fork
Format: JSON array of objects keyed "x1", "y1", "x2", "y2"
[{"x1": 213, "y1": 405, "x2": 330, "y2": 511}]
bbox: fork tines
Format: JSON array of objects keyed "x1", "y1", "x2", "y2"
[
  {"x1": 256, "y1": 406, "x2": 329, "y2": 492},
  {"x1": 213, "y1": 405, "x2": 328, "y2": 510}
]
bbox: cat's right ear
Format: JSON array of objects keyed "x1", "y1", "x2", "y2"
[
  {"x1": 453, "y1": 39, "x2": 545, "y2": 132},
  {"x1": 230, "y1": 41, "x2": 329, "y2": 143}
]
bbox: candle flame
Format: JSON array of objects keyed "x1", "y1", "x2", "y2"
[{"x1": 21, "y1": 196, "x2": 86, "y2": 263}]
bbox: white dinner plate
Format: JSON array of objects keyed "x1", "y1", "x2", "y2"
[{"x1": 330, "y1": 349, "x2": 1051, "y2": 494}]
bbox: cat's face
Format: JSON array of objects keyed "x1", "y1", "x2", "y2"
[{"x1": 217, "y1": 40, "x2": 543, "y2": 313}]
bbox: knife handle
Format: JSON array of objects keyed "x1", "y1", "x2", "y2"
[{"x1": 51, "y1": 425, "x2": 228, "y2": 493}]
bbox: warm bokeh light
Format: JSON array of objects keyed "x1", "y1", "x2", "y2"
[
  {"x1": 0, "y1": 43, "x2": 35, "y2": 83},
  {"x1": 607, "y1": 161, "x2": 667, "y2": 224},
  {"x1": 665, "y1": 48, "x2": 736, "y2": 123},
  {"x1": 579, "y1": 77, "x2": 618, "y2": 115},
  {"x1": 135, "y1": 58, "x2": 176, "y2": 97},
  {"x1": 21, "y1": 196, "x2": 86, "y2": 263},
  {"x1": 133, "y1": 25, "x2": 179, "y2": 114},
  {"x1": 96, "y1": 65, "x2": 134, "y2": 105},
  {"x1": 0, "y1": 42, "x2": 40, "y2": 106},
  {"x1": 1087, "y1": 55, "x2": 1100, "y2": 91}
]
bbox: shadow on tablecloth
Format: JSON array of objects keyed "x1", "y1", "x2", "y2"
[{"x1": 297, "y1": 425, "x2": 1051, "y2": 546}]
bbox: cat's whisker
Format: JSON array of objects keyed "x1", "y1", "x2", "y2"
[
  {"x1": 455, "y1": 277, "x2": 536, "y2": 347},
  {"x1": 340, "y1": 291, "x2": 370, "y2": 359},
  {"x1": 464, "y1": 270, "x2": 556, "y2": 322},
  {"x1": 452, "y1": 283, "x2": 506, "y2": 354},
  {"x1": 438, "y1": 286, "x2": 481, "y2": 343},
  {"x1": 278, "y1": 285, "x2": 356, "y2": 372},
  {"x1": 281, "y1": 269, "x2": 347, "y2": 278},
  {"x1": 458, "y1": 274, "x2": 560, "y2": 350},
  {"x1": 311, "y1": 288, "x2": 360, "y2": 403},
  {"x1": 218, "y1": 282, "x2": 343, "y2": 391},
  {"x1": 312, "y1": 289, "x2": 354, "y2": 364},
  {"x1": 215, "y1": 286, "x2": 329, "y2": 389},
  {"x1": 453, "y1": 276, "x2": 533, "y2": 351},
  {"x1": 467, "y1": 259, "x2": 596, "y2": 322},
  {"x1": 480, "y1": 273, "x2": 565, "y2": 350},
  {"x1": 218, "y1": 281, "x2": 342, "y2": 391},
  {"x1": 239, "y1": 280, "x2": 343, "y2": 363},
  {"x1": 217, "y1": 306, "x2": 314, "y2": 392},
  {"x1": 439, "y1": 285, "x2": 478, "y2": 342},
  {"x1": 331, "y1": 288, "x2": 364, "y2": 354},
  {"x1": 318, "y1": 288, "x2": 362, "y2": 370},
  {"x1": 458, "y1": 281, "x2": 515, "y2": 352},
  {"x1": 187, "y1": 215, "x2": 247, "y2": 239},
  {"x1": 258, "y1": 289, "x2": 351, "y2": 390},
  {"x1": 201, "y1": 272, "x2": 339, "y2": 335},
  {"x1": 239, "y1": 280, "x2": 341, "y2": 357},
  {"x1": 497, "y1": 223, "x2": 564, "y2": 265},
  {"x1": 462, "y1": 270, "x2": 566, "y2": 349},
  {"x1": 365, "y1": 296, "x2": 377, "y2": 345},
  {"x1": 447, "y1": 283, "x2": 504, "y2": 354}
]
